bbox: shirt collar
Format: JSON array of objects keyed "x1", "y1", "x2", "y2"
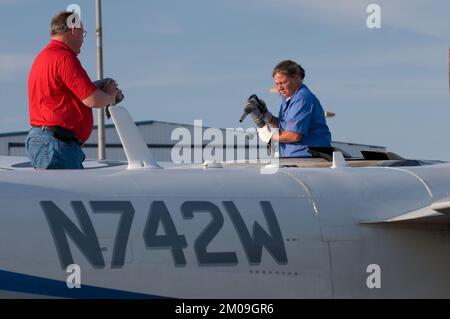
[
  {"x1": 282, "y1": 83, "x2": 303, "y2": 104},
  {"x1": 49, "y1": 39, "x2": 75, "y2": 55}
]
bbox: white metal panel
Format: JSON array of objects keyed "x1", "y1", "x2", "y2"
[
  {"x1": 285, "y1": 166, "x2": 450, "y2": 298},
  {"x1": 0, "y1": 166, "x2": 332, "y2": 298}
]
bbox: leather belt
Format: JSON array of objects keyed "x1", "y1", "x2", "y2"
[{"x1": 31, "y1": 125, "x2": 84, "y2": 146}]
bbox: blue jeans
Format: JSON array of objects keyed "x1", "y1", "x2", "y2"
[{"x1": 25, "y1": 128, "x2": 86, "y2": 169}]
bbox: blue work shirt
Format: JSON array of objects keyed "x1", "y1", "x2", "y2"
[{"x1": 278, "y1": 84, "x2": 331, "y2": 157}]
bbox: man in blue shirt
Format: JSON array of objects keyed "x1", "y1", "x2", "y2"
[{"x1": 246, "y1": 60, "x2": 332, "y2": 157}]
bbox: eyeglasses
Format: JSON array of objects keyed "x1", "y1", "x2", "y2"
[{"x1": 67, "y1": 27, "x2": 87, "y2": 38}]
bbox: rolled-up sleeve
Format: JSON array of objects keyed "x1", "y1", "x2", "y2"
[{"x1": 58, "y1": 55, "x2": 97, "y2": 101}]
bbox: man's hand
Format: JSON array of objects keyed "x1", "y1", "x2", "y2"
[
  {"x1": 114, "y1": 89, "x2": 124, "y2": 105},
  {"x1": 247, "y1": 94, "x2": 272, "y2": 124},
  {"x1": 94, "y1": 78, "x2": 125, "y2": 105}
]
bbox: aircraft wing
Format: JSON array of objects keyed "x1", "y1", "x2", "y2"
[{"x1": 361, "y1": 198, "x2": 450, "y2": 224}]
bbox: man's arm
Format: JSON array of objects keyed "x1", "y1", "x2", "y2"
[
  {"x1": 82, "y1": 79, "x2": 120, "y2": 108},
  {"x1": 82, "y1": 89, "x2": 116, "y2": 108},
  {"x1": 273, "y1": 130, "x2": 302, "y2": 143},
  {"x1": 58, "y1": 56, "x2": 118, "y2": 108}
]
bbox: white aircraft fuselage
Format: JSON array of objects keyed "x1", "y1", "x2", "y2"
[{"x1": 1, "y1": 106, "x2": 449, "y2": 298}]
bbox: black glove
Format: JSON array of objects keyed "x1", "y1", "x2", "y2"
[
  {"x1": 246, "y1": 94, "x2": 272, "y2": 123},
  {"x1": 243, "y1": 99, "x2": 265, "y2": 128},
  {"x1": 247, "y1": 94, "x2": 267, "y2": 113},
  {"x1": 93, "y1": 78, "x2": 125, "y2": 105}
]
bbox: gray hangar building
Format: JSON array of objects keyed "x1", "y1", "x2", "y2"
[{"x1": 0, "y1": 120, "x2": 384, "y2": 162}]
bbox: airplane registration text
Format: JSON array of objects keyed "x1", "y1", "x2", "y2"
[{"x1": 41, "y1": 201, "x2": 288, "y2": 269}]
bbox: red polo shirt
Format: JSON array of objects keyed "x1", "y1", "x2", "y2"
[{"x1": 28, "y1": 40, "x2": 97, "y2": 142}]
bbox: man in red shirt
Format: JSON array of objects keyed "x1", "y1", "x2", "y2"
[{"x1": 27, "y1": 11, "x2": 121, "y2": 169}]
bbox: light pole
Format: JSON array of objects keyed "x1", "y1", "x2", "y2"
[{"x1": 96, "y1": 0, "x2": 105, "y2": 160}]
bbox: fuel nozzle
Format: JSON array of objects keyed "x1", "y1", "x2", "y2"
[
  {"x1": 239, "y1": 94, "x2": 259, "y2": 123},
  {"x1": 239, "y1": 109, "x2": 251, "y2": 123},
  {"x1": 239, "y1": 94, "x2": 266, "y2": 128}
]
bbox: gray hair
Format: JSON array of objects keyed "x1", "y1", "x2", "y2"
[
  {"x1": 272, "y1": 60, "x2": 305, "y2": 80},
  {"x1": 50, "y1": 11, "x2": 80, "y2": 36}
]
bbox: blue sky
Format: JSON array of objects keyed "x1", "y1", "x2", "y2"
[{"x1": 1, "y1": 0, "x2": 449, "y2": 160}]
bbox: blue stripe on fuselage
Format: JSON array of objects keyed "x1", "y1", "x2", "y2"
[{"x1": 0, "y1": 269, "x2": 169, "y2": 299}]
